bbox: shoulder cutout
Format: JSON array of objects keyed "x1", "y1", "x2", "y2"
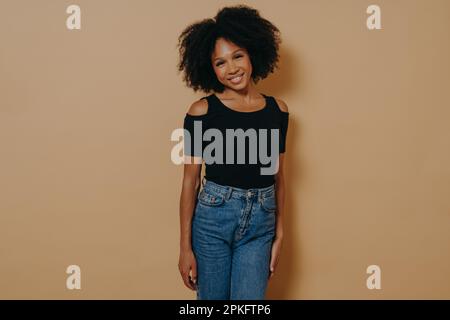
[
  {"x1": 186, "y1": 98, "x2": 209, "y2": 116},
  {"x1": 274, "y1": 97, "x2": 289, "y2": 113}
]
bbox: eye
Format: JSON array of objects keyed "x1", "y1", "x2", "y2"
[
  {"x1": 235, "y1": 54, "x2": 243, "y2": 59},
  {"x1": 216, "y1": 61, "x2": 224, "y2": 67}
]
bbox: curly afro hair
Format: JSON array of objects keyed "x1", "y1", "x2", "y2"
[{"x1": 177, "y1": 4, "x2": 282, "y2": 93}]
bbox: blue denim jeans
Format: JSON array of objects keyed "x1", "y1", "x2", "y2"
[{"x1": 192, "y1": 177, "x2": 277, "y2": 300}]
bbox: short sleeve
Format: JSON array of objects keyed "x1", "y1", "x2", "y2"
[
  {"x1": 183, "y1": 113, "x2": 207, "y2": 157},
  {"x1": 279, "y1": 112, "x2": 289, "y2": 153}
]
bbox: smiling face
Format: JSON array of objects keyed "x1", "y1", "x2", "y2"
[{"x1": 211, "y1": 37, "x2": 253, "y2": 91}]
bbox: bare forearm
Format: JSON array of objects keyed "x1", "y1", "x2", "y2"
[
  {"x1": 179, "y1": 176, "x2": 200, "y2": 250},
  {"x1": 275, "y1": 174, "x2": 285, "y2": 240}
]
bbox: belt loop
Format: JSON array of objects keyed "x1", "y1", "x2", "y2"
[{"x1": 226, "y1": 186, "x2": 233, "y2": 200}]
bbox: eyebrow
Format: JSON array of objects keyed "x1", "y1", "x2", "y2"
[{"x1": 213, "y1": 49, "x2": 244, "y2": 62}]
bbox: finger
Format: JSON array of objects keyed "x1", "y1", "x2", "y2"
[
  {"x1": 182, "y1": 272, "x2": 195, "y2": 290},
  {"x1": 191, "y1": 263, "x2": 197, "y2": 284},
  {"x1": 271, "y1": 254, "x2": 280, "y2": 271},
  {"x1": 189, "y1": 275, "x2": 198, "y2": 291},
  {"x1": 269, "y1": 260, "x2": 275, "y2": 273}
]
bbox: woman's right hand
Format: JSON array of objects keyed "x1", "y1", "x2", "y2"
[{"x1": 178, "y1": 248, "x2": 198, "y2": 291}]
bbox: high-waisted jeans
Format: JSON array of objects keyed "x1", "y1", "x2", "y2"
[{"x1": 192, "y1": 177, "x2": 277, "y2": 300}]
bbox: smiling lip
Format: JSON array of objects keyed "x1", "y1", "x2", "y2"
[{"x1": 229, "y1": 73, "x2": 244, "y2": 84}]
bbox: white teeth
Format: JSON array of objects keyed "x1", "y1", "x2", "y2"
[{"x1": 230, "y1": 74, "x2": 243, "y2": 83}]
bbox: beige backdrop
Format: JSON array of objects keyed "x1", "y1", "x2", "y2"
[{"x1": 0, "y1": 0, "x2": 449, "y2": 299}]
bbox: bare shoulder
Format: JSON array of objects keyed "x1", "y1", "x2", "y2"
[
  {"x1": 274, "y1": 97, "x2": 289, "y2": 113},
  {"x1": 186, "y1": 98, "x2": 209, "y2": 116}
]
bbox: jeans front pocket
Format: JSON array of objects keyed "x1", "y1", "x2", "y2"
[
  {"x1": 197, "y1": 188, "x2": 225, "y2": 207},
  {"x1": 260, "y1": 192, "x2": 277, "y2": 214}
]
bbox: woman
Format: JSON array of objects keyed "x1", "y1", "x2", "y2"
[{"x1": 177, "y1": 5, "x2": 289, "y2": 300}]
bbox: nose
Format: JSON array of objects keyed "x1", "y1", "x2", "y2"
[{"x1": 228, "y1": 61, "x2": 239, "y2": 75}]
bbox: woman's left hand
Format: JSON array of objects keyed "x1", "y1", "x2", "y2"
[{"x1": 269, "y1": 236, "x2": 283, "y2": 279}]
